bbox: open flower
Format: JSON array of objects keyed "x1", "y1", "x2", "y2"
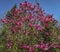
[
  {"x1": 36, "y1": 24, "x2": 43, "y2": 32},
  {"x1": 21, "y1": 44, "x2": 30, "y2": 50},
  {"x1": 28, "y1": 23, "x2": 34, "y2": 28},
  {"x1": 6, "y1": 42, "x2": 13, "y2": 48},
  {"x1": 1, "y1": 18, "x2": 9, "y2": 24}
]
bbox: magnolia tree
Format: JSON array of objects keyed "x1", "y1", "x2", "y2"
[{"x1": 1, "y1": 1, "x2": 60, "y2": 52}]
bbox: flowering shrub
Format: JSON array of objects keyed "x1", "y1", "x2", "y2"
[{"x1": 1, "y1": 1, "x2": 60, "y2": 52}]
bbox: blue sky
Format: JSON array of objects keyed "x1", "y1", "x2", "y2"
[{"x1": 0, "y1": 0, "x2": 60, "y2": 23}]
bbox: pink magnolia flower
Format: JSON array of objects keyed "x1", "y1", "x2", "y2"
[
  {"x1": 36, "y1": 24, "x2": 43, "y2": 32},
  {"x1": 28, "y1": 23, "x2": 34, "y2": 28},
  {"x1": 39, "y1": 41, "x2": 45, "y2": 49},
  {"x1": 11, "y1": 26, "x2": 18, "y2": 33},
  {"x1": 16, "y1": 21, "x2": 23, "y2": 26},
  {"x1": 1, "y1": 18, "x2": 9, "y2": 24},
  {"x1": 44, "y1": 23, "x2": 50, "y2": 28},
  {"x1": 20, "y1": 17, "x2": 24, "y2": 22},
  {"x1": 20, "y1": 3, "x2": 26, "y2": 9},
  {"x1": 21, "y1": 44, "x2": 34, "y2": 52},
  {"x1": 9, "y1": 19, "x2": 15, "y2": 23},
  {"x1": 21, "y1": 44, "x2": 30, "y2": 50},
  {"x1": 30, "y1": 5, "x2": 35, "y2": 10},
  {"x1": 25, "y1": 1, "x2": 31, "y2": 7},
  {"x1": 35, "y1": 41, "x2": 49, "y2": 51},
  {"x1": 26, "y1": 14, "x2": 33, "y2": 22},
  {"x1": 26, "y1": 16, "x2": 30, "y2": 22},
  {"x1": 6, "y1": 42, "x2": 13, "y2": 48},
  {"x1": 55, "y1": 44, "x2": 60, "y2": 48},
  {"x1": 43, "y1": 43, "x2": 49, "y2": 51},
  {"x1": 44, "y1": 15, "x2": 54, "y2": 23},
  {"x1": 29, "y1": 47, "x2": 34, "y2": 52},
  {"x1": 14, "y1": 8, "x2": 19, "y2": 14},
  {"x1": 53, "y1": 42, "x2": 60, "y2": 49},
  {"x1": 44, "y1": 17, "x2": 49, "y2": 23}
]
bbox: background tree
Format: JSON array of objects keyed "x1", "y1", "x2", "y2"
[{"x1": 1, "y1": 1, "x2": 60, "y2": 52}]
